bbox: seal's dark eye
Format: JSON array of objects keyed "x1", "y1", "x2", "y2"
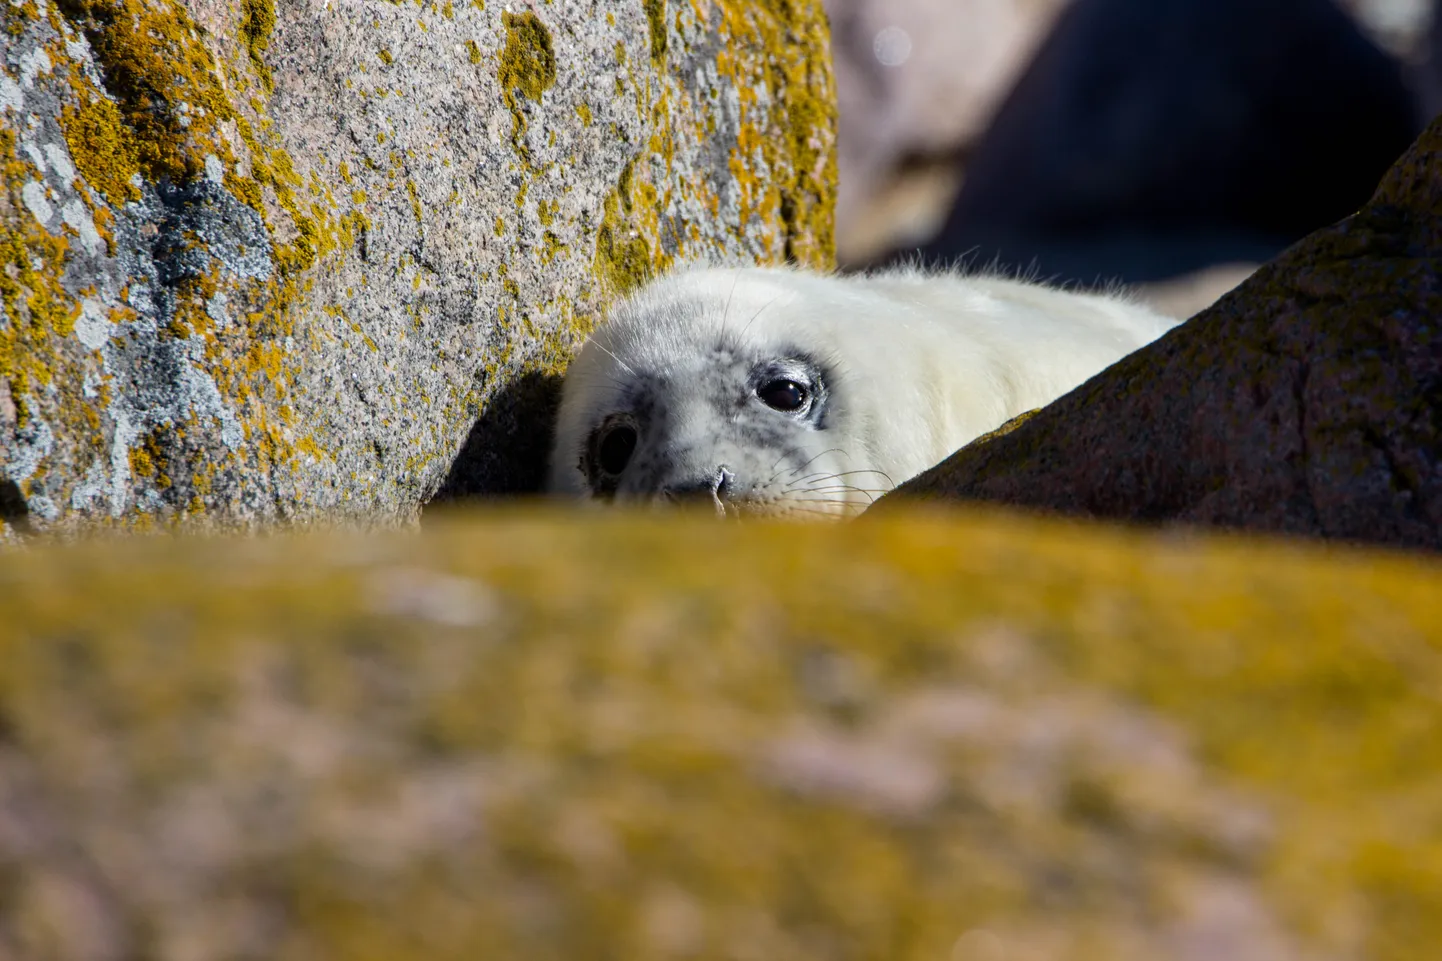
[
  {"x1": 597, "y1": 424, "x2": 637, "y2": 476},
  {"x1": 758, "y1": 379, "x2": 808, "y2": 412}
]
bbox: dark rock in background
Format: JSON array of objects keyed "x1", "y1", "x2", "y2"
[
  {"x1": 895, "y1": 0, "x2": 1421, "y2": 286},
  {"x1": 822, "y1": 0, "x2": 1070, "y2": 265},
  {"x1": 1420, "y1": 0, "x2": 1442, "y2": 117},
  {"x1": 879, "y1": 114, "x2": 1442, "y2": 552}
]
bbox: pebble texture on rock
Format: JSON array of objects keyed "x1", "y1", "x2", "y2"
[
  {"x1": 0, "y1": 0, "x2": 836, "y2": 538},
  {"x1": 882, "y1": 115, "x2": 1442, "y2": 551},
  {"x1": 2, "y1": 509, "x2": 1440, "y2": 960}
]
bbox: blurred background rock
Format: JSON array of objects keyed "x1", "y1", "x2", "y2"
[{"x1": 826, "y1": 0, "x2": 1437, "y2": 316}]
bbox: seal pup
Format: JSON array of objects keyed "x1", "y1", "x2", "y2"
[{"x1": 548, "y1": 265, "x2": 1179, "y2": 518}]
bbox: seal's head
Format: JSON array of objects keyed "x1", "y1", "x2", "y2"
[
  {"x1": 547, "y1": 266, "x2": 897, "y2": 518},
  {"x1": 548, "y1": 264, "x2": 1178, "y2": 517}
]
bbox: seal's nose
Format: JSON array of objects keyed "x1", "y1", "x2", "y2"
[{"x1": 662, "y1": 466, "x2": 735, "y2": 515}]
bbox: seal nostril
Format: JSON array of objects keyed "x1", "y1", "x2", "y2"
[
  {"x1": 662, "y1": 467, "x2": 735, "y2": 509},
  {"x1": 714, "y1": 466, "x2": 734, "y2": 500}
]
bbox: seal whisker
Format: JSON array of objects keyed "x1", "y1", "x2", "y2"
[
  {"x1": 793, "y1": 485, "x2": 889, "y2": 497},
  {"x1": 763, "y1": 444, "x2": 837, "y2": 488},
  {"x1": 788, "y1": 472, "x2": 894, "y2": 494},
  {"x1": 717, "y1": 268, "x2": 742, "y2": 342},
  {"x1": 819, "y1": 469, "x2": 897, "y2": 487},
  {"x1": 590, "y1": 340, "x2": 638, "y2": 378},
  {"x1": 790, "y1": 486, "x2": 882, "y2": 505},
  {"x1": 765, "y1": 450, "x2": 791, "y2": 483},
  {"x1": 785, "y1": 449, "x2": 847, "y2": 481}
]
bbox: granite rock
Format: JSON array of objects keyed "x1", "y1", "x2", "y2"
[
  {"x1": 0, "y1": 0, "x2": 836, "y2": 537},
  {"x1": 881, "y1": 115, "x2": 1442, "y2": 551}
]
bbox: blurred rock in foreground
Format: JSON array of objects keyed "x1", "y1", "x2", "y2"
[
  {"x1": 2, "y1": 509, "x2": 1441, "y2": 961},
  {"x1": 883, "y1": 112, "x2": 1442, "y2": 551}
]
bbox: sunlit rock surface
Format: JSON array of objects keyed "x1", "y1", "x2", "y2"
[{"x1": 0, "y1": 0, "x2": 835, "y2": 536}]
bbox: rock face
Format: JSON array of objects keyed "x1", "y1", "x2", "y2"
[
  {"x1": 882, "y1": 116, "x2": 1442, "y2": 551},
  {"x1": 0, "y1": 0, "x2": 836, "y2": 537},
  {"x1": 2, "y1": 509, "x2": 1441, "y2": 960}
]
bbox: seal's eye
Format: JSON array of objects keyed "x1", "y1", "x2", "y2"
[
  {"x1": 597, "y1": 423, "x2": 638, "y2": 476},
  {"x1": 758, "y1": 379, "x2": 808, "y2": 412}
]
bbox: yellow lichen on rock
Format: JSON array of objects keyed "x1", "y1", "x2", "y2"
[
  {"x1": 714, "y1": 0, "x2": 837, "y2": 267},
  {"x1": 498, "y1": 9, "x2": 557, "y2": 158},
  {"x1": 55, "y1": 0, "x2": 239, "y2": 183},
  {"x1": 1, "y1": 507, "x2": 1440, "y2": 960},
  {"x1": 0, "y1": 130, "x2": 94, "y2": 454},
  {"x1": 56, "y1": 83, "x2": 141, "y2": 206}
]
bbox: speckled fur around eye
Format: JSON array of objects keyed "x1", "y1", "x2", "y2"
[{"x1": 548, "y1": 263, "x2": 1180, "y2": 519}]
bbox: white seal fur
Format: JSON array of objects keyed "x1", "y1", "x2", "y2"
[{"x1": 548, "y1": 265, "x2": 1180, "y2": 517}]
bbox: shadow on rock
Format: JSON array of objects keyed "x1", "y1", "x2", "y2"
[
  {"x1": 0, "y1": 479, "x2": 33, "y2": 537},
  {"x1": 426, "y1": 370, "x2": 564, "y2": 512}
]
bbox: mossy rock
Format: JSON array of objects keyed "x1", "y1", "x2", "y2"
[
  {"x1": 879, "y1": 115, "x2": 1442, "y2": 552},
  {"x1": 2, "y1": 507, "x2": 1440, "y2": 959},
  {"x1": 0, "y1": 0, "x2": 836, "y2": 537}
]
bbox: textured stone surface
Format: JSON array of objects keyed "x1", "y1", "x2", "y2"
[
  {"x1": 882, "y1": 115, "x2": 1442, "y2": 551},
  {"x1": 0, "y1": 0, "x2": 836, "y2": 537},
  {"x1": 1, "y1": 508, "x2": 1441, "y2": 960}
]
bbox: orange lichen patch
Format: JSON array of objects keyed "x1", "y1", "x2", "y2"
[
  {"x1": 405, "y1": 178, "x2": 423, "y2": 223},
  {"x1": 57, "y1": 78, "x2": 141, "y2": 206},
  {"x1": 643, "y1": 0, "x2": 667, "y2": 64},
  {"x1": 55, "y1": 0, "x2": 239, "y2": 184},
  {"x1": 126, "y1": 427, "x2": 172, "y2": 487},
  {"x1": 239, "y1": 0, "x2": 276, "y2": 93},
  {"x1": 498, "y1": 10, "x2": 556, "y2": 159},
  {"x1": 90, "y1": 203, "x2": 117, "y2": 255},
  {"x1": 713, "y1": 0, "x2": 835, "y2": 267}
]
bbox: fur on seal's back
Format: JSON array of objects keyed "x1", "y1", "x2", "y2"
[{"x1": 549, "y1": 264, "x2": 1179, "y2": 516}]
